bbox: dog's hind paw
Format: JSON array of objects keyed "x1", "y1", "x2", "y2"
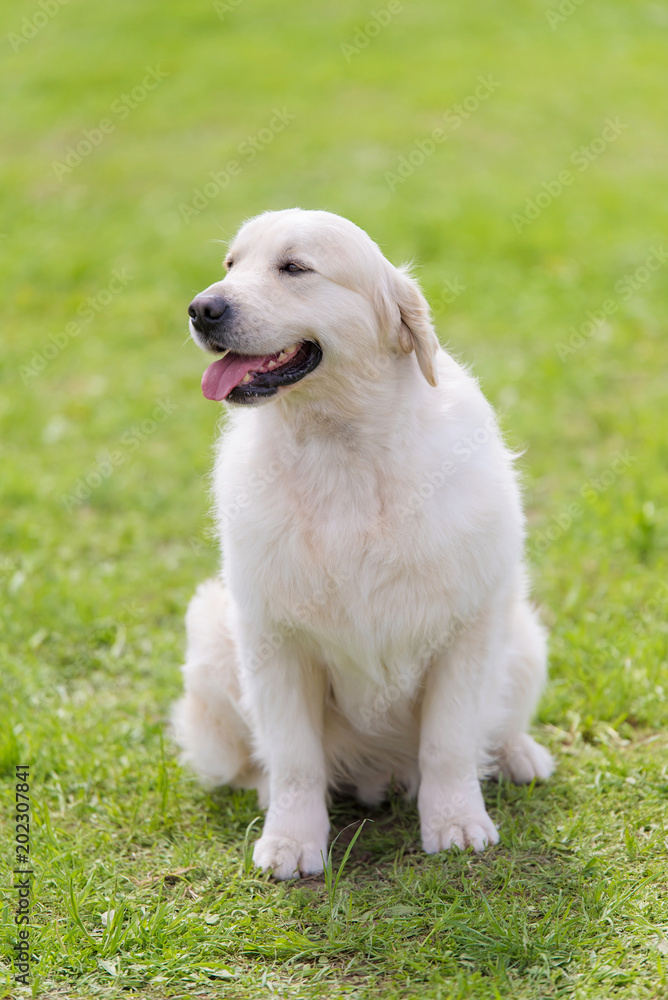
[
  {"x1": 498, "y1": 733, "x2": 553, "y2": 784},
  {"x1": 252, "y1": 834, "x2": 325, "y2": 880}
]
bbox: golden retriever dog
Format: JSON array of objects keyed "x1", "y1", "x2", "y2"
[{"x1": 172, "y1": 208, "x2": 553, "y2": 880}]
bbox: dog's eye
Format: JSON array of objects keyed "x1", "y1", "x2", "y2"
[
  {"x1": 225, "y1": 259, "x2": 234, "y2": 270},
  {"x1": 281, "y1": 262, "x2": 309, "y2": 273}
]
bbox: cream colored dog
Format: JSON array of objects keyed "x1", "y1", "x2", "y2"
[{"x1": 172, "y1": 208, "x2": 553, "y2": 880}]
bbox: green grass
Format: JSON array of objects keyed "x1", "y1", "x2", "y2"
[{"x1": 1, "y1": 0, "x2": 667, "y2": 996}]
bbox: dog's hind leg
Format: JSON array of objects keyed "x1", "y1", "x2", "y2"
[{"x1": 171, "y1": 577, "x2": 267, "y2": 803}]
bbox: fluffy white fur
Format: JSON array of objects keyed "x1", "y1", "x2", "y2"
[{"x1": 172, "y1": 208, "x2": 553, "y2": 880}]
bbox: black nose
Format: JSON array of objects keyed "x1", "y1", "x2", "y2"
[{"x1": 188, "y1": 294, "x2": 229, "y2": 334}]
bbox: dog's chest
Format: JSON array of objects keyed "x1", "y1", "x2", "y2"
[
  {"x1": 246, "y1": 508, "x2": 434, "y2": 721},
  {"x1": 224, "y1": 458, "x2": 469, "y2": 658},
  {"x1": 217, "y1": 416, "x2": 512, "y2": 670}
]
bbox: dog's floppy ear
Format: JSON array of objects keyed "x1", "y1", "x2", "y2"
[{"x1": 385, "y1": 265, "x2": 440, "y2": 387}]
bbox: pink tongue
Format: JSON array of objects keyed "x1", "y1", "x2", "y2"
[{"x1": 202, "y1": 352, "x2": 274, "y2": 401}]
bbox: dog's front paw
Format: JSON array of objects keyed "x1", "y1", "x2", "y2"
[
  {"x1": 419, "y1": 777, "x2": 499, "y2": 854},
  {"x1": 253, "y1": 834, "x2": 326, "y2": 880},
  {"x1": 421, "y1": 809, "x2": 499, "y2": 854}
]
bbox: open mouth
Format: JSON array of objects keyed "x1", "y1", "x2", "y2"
[{"x1": 201, "y1": 340, "x2": 322, "y2": 404}]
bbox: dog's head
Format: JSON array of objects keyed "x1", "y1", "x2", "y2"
[{"x1": 188, "y1": 208, "x2": 440, "y2": 406}]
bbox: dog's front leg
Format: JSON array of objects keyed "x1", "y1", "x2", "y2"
[
  {"x1": 418, "y1": 622, "x2": 500, "y2": 854},
  {"x1": 242, "y1": 639, "x2": 329, "y2": 880}
]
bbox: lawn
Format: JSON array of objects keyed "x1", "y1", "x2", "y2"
[{"x1": 1, "y1": 0, "x2": 667, "y2": 996}]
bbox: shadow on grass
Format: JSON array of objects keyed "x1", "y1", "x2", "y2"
[
  {"x1": 204, "y1": 771, "x2": 583, "y2": 882},
  {"x1": 197, "y1": 776, "x2": 612, "y2": 989}
]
